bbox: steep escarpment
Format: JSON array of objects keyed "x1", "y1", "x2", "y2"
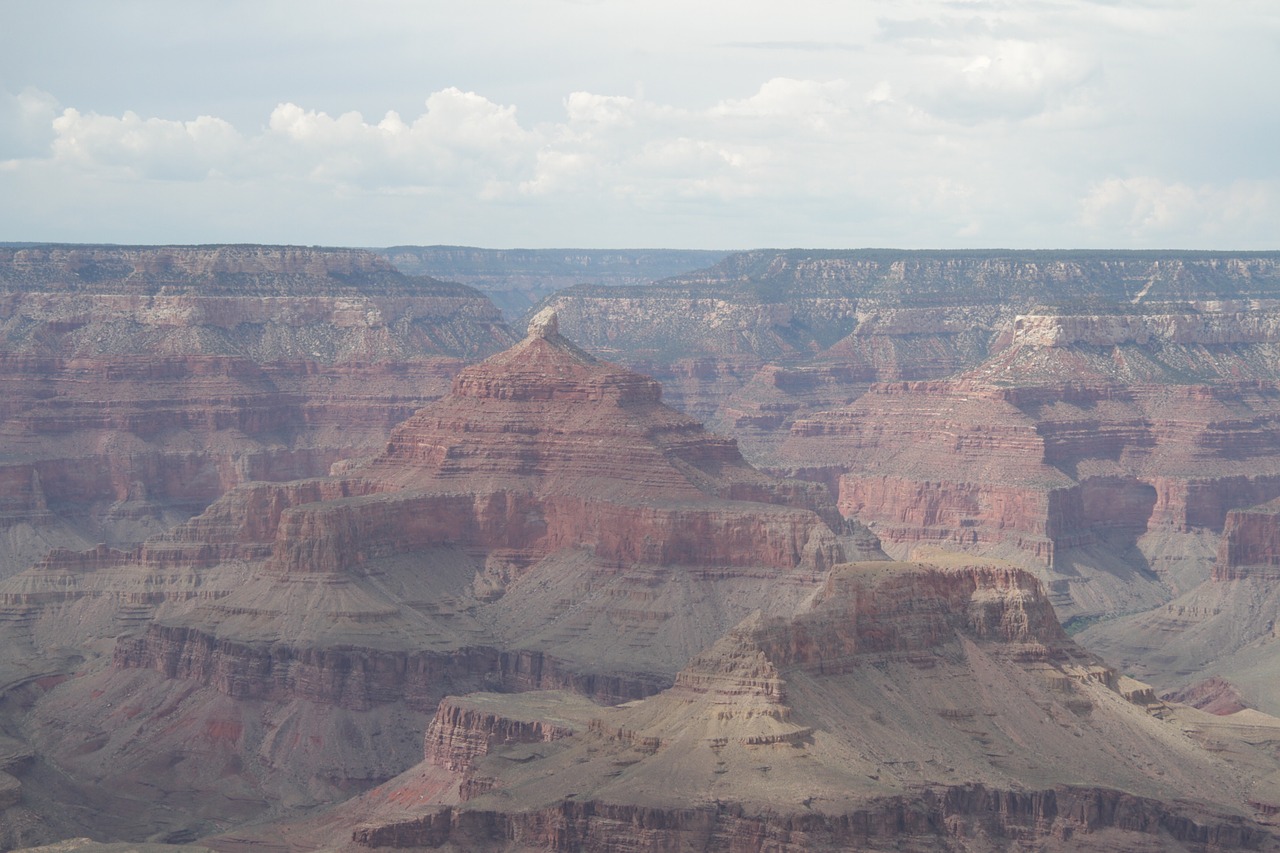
[
  {"x1": 768, "y1": 312, "x2": 1280, "y2": 619},
  {"x1": 97, "y1": 312, "x2": 844, "y2": 687},
  {"x1": 1214, "y1": 499, "x2": 1280, "y2": 581},
  {"x1": 0, "y1": 244, "x2": 514, "y2": 579},
  {"x1": 1080, "y1": 496, "x2": 1280, "y2": 715},
  {"x1": 278, "y1": 558, "x2": 1280, "y2": 852},
  {"x1": 541, "y1": 250, "x2": 1280, "y2": 429},
  {"x1": 376, "y1": 246, "x2": 727, "y2": 318},
  {"x1": 7, "y1": 311, "x2": 852, "y2": 841},
  {"x1": 541, "y1": 250, "x2": 1280, "y2": 411}
]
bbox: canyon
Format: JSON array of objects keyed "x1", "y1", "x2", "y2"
[
  {"x1": 544, "y1": 250, "x2": 1280, "y2": 620},
  {"x1": 373, "y1": 247, "x2": 727, "y2": 319},
  {"x1": 0, "y1": 301, "x2": 854, "y2": 843},
  {"x1": 216, "y1": 555, "x2": 1280, "y2": 852},
  {"x1": 0, "y1": 244, "x2": 512, "y2": 580},
  {"x1": 3, "y1": 245, "x2": 1280, "y2": 850}
]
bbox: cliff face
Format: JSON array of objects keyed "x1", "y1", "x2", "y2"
[
  {"x1": 16, "y1": 245, "x2": 1280, "y2": 849},
  {"x1": 350, "y1": 785, "x2": 1273, "y2": 852},
  {"x1": 6, "y1": 244, "x2": 440, "y2": 294},
  {"x1": 537, "y1": 251, "x2": 1280, "y2": 621},
  {"x1": 375, "y1": 246, "x2": 727, "y2": 318},
  {"x1": 0, "y1": 244, "x2": 514, "y2": 579},
  {"x1": 1078, "y1": 495, "x2": 1280, "y2": 715},
  {"x1": 1214, "y1": 499, "x2": 1280, "y2": 581},
  {"x1": 541, "y1": 250, "x2": 1280, "y2": 403},
  {"x1": 7, "y1": 312, "x2": 854, "y2": 839},
  {"x1": 323, "y1": 557, "x2": 1280, "y2": 853}
]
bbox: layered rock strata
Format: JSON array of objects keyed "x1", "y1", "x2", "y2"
[
  {"x1": 542, "y1": 250, "x2": 1280, "y2": 418},
  {"x1": 1214, "y1": 499, "x2": 1280, "y2": 581},
  {"x1": 8, "y1": 311, "x2": 849, "y2": 839},
  {"x1": 535, "y1": 250, "x2": 1280, "y2": 623},
  {"x1": 375, "y1": 246, "x2": 727, "y2": 318},
  {"x1": 0, "y1": 244, "x2": 514, "y2": 578},
  {"x1": 284, "y1": 557, "x2": 1280, "y2": 852},
  {"x1": 1080, "y1": 496, "x2": 1280, "y2": 715}
]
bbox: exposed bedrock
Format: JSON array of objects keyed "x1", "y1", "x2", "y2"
[
  {"x1": 0, "y1": 313, "x2": 856, "y2": 842},
  {"x1": 352, "y1": 784, "x2": 1272, "y2": 851},
  {"x1": 1215, "y1": 498, "x2": 1280, "y2": 581},
  {"x1": 374, "y1": 245, "x2": 728, "y2": 319},
  {"x1": 113, "y1": 629, "x2": 663, "y2": 710},
  {"x1": 777, "y1": 377, "x2": 1280, "y2": 608},
  {"x1": 422, "y1": 693, "x2": 589, "y2": 772},
  {"x1": 0, "y1": 245, "x2": 514, "y2": 576},
  {"x1": 1077, "y1": 495, "x2": 1280, "y2": 713},
  {"x1": 337, "y1": 558, "x2": 1280, "y2": 852},
  {"x1": 265, "y1": 490, "x2": 839, "y2": 578}
]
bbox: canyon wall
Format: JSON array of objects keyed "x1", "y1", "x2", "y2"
[
  {"x1": 338, "y1": 558, "x2": 1280, "y2": 852},
  {"x1": 0, "y1": 244, "x2": 514, "y2": 577},
  {"x1": 375, "y1": 246, "x2": 727, "y2": 318}
]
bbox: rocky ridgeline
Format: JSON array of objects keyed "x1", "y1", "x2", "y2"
[
  {"x1": 545, "y1": 250, "x2": 1280, "y2": 359},
  {"x1": 1012, "y1": 309, "x2": 1280, "y2": 348},
  {"x1": 664, "y1": 249, "x2": 1280, "y2": 303},
  {"x1": 542, "y1": 254, "x2": 1280, "y2": 565},
  {"x1": 5, "y1": 244, "x2": 437, "y2": 295},
  {"x1": 2, "y1": 314, "x2": 858, "y2": 837},
  {"x1": 375, "y1": 246, "x2": 727, "y2": 318},
  {"x1": 337, "y1": 559, "x2": 1280, "y2": 852},
  {"x1": 350, "y1": 787, "x2": 1271, "y2": 852},
  {"x1": 0, "y1": 244, "x2": 514, "y2": 578},
  {"x1": 421, "y1": 693, "x2": 593, "y2": 773},
  {"x1": 529, "y1": 250, "x2": 1280, "y2": 618}
]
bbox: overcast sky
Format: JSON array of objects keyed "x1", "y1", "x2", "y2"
[{"x1": 2, "y1": 0, "x2": 1277, "y2": 249}]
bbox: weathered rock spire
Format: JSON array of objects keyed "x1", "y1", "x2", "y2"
[{"x1": 527, "y1": 307, "x2": 558, "y2": 339}]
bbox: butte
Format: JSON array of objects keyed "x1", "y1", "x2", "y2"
[{"x1": 0, "y1": 309, "x2": 856, "y2": 840}]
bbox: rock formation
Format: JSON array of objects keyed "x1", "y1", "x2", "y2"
[
  {"x1": 227, "y1": 556, "x2": 1280, "y2": 852},
  {"x1": 375, "y1": 246, "x2": 727, "y2": 318},
  {"x1": 0, "y1": 245, "x2": 514, "y2": 580},
  {"x1": 1, "y1": 310, "x2": 852, "y2": 841},
  {"x1": 9, "y1": 245, "x2": 1280, "y2": 850},
  {"x1": 1080, "y1": 495, "x2": 1280, "y2": 716},
  {"x1": 538, "y1": 250, "x2": 1280, "y2": 620}
]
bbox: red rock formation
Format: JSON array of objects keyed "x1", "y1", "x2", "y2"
[
  {"x1": 1214, "y1": 498, "x2": 1280, "y2": 581},
  {"x1": 95, "y1": 313, "x2": 843, "y2": 685},
  {"x1": 4, "y1": 311, "x2": 853, "y2": 839},
  {"x1": 322, "y1": 558, "x2": 1280, "y2": 852},
  {"x1": 1161, "y1": 676, "x2": 1249, "y2": 716},
  {"x1": 0, "y1": 245, "x2": 514, "y2": 579},
  {"x1": 351, "y1": 784, "x2": 1273, "y2": 851},
  {"x1": 422, "y1": 693, "x2": 593, "y2": 773},
  {"x1": 536, "y1": 251, "x2": 1280, "y2": 626}
]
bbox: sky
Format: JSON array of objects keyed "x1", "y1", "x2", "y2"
[{"x1": 1, "y1": 0, "x2": 1277, "y2": 250}]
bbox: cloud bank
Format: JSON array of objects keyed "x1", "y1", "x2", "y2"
[{"x1": 1, "y1": 0, "x2": 1276, "y2": 248}]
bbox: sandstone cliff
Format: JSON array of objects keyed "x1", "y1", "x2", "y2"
[
  {"x1": 534, "y1": 251, "x2": 1280, "y2": 625},
  {"x1": 244, "y1": 557, "x2": 1280, "y2": 852},
  {"x1": 375, "y1": 246, "x2": 726, "y2": 318},
  {"x1": 0, "y1": 244, "x2": 514, "y2": 579},
  {"x1": 6, "y1": 312, "x2": 854, "y2": 841},
  {"x1": 1080, "y1": 495, "x2": 1280, "y2": 716}
]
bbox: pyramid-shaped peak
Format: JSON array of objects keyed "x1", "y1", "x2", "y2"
[{"x1": 451, "y1": 314, "x2": 661, "y2": 404}]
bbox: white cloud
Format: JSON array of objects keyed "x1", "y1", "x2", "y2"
[
  {"x1": 50, "y1": 108, "x2": 242, "y2": 179},
  {"x1": 0, "y1": 87, "x2": 60, "y2": 160},
  {"x1": 1079, "y1": 176, "x2": 1280, "y2": 244},
  {"x1": 2, "y1": 0, "x2": 1278, "y2": 249},
  {"x1": 711, "y1": 78, "x2": 852, "y2": 124},
  {"x1": 261, "y1": 90, "x2": 536, "y2": 189},
  {"x1": 907, "y1": 40, "x2": 1099, "y2": 123},
  {"x1": 563, "y1": 92, "x2": 639, "y2": 127}
]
